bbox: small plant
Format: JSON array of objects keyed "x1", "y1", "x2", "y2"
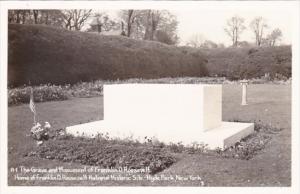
[
  {"x1": 167, "y1": 142, "x2": 185, "y2": 153},
  {"x1": 186, "y1": 142, "x2": 209, "y2": 154}
]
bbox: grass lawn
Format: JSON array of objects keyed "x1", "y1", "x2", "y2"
[{"x1": 7, "y1": 84, "x2": 291, "y2": 186}]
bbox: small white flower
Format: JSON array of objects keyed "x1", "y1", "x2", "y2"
[
  {"x1": 31, "y1": 124, "x2": 39, "y2": 133},
  {"x1": 37, "y1": 141, "x2": 43, "y2": 146},
  {"x1": 44, "y1": 121, "x2": 51, "y2": 129},
  {"x1": 37, "y1": 127, "x2": 44, "y2": 132},
  {"x1": 200, "y1": 181, "x2": 205, "y2": 186},
  {"x1": 36, "y1": 122, "x2": 41, "y2": 128}
]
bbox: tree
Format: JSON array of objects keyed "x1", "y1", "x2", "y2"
[
  {"x1": 8, "y1": 10, "x2": 28, "y2": 24},
  {"x1": 250, "y1": 16, "x2": 268, "y2": 46},
  {"x1": 33, "y1": 10, "x2": 39, "y2": 24},
  {"x1": 20, "y1": 10, "x2": 30, "y2": 24},
  {"x1": 62, "y1": 9, "x2": 92, "y2": 31},
  {"x1": 37, "y1": 10, "x2": 65, "y2": 27},
  {"x1": 143, "y1": 10, "x2": 178, "y2": 42},
  {"x1": 155, "y1": 30, "x2": 178, "y2": 45},
  {"x1": 224, "y1": 15, "x2": 246, "y2": 47},
  {"x1": 125, "y1": 10, "x2": 136, "y2": 37},
  {"x1": 201, "y1": 40, "x2": 218, "y2": 49},
  {"x1": 153, "y1": 10, "x2": 178, "y2": 45},
  {"x1": 87, "y1": 12, "x2": 118, "y2": 34},
  {"x1": 8, "y1": 10, "x2": 65, "y2": 27},
  {"x1": 266, "y1": 28, "x2": 283, "y2": 46},
  {"x1": 15, "y1": 10, "x2": 21, "y2": 23},
  {"x1": 186, "y1": 34, "x2": 205, "y2": 48},
  {"x1": 119, "y1": 9, "x2": 178, "y2": 44},
  {"x1": 143, "y1": 10, "x2": 160, "y2": 40},
  {"x1": 119, "y1": 10, "x2": 142, "y2": 37}
]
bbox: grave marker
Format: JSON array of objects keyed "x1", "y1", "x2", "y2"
[{"x1": 66, "y1": 84, "x2": 254, "y2": 149}]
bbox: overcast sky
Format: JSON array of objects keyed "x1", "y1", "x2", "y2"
[
  {"x1": 173, "y1": 6, "x2": 294, "y2": 46},
  {"x1": 93, "y1": 2, "x2": 295, "y2": 46}
]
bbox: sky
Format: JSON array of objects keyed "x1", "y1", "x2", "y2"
[
  {"x1": 173, "y1": 6, "x2": 294, "y2": 46},
  {"x1": 99, "y1": 2, "x2": 295, "y2": 46}
]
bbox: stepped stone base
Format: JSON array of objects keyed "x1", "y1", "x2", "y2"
[{"x1": 66, "y1": 121, "x2": 254, "y2": 150}]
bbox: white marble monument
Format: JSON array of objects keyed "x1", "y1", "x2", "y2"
[{"x1": 66, "y1": 84, "x2": 254, "y2": 149}]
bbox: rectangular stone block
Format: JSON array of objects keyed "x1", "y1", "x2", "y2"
[{"x1": 103, "y1": 84, "x2": 222, "y2": 137}]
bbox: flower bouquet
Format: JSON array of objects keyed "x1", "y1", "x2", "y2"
[{"x1": 30, "y1": 122, "x2": 51, "y2": 145}]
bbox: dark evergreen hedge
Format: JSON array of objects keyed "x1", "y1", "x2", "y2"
[
  {"x1": 204, "y1": 46, "x2": 291, "y2": 80},
  {"x1": 8, "y1": 24, "x2": 208, "y2": 86}
]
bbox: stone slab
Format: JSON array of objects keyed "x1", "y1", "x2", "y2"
[{"x1": 66, "y1": 121, "x2": 254, "y2": 150}]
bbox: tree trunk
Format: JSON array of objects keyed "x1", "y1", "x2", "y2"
[
  {"x1": 127, "y1": 20, "x2": 131, "y2": 37},
  {"x1": 143, "y1": 10, "x2": 152, "y2": 40},
  {"x1": 234, "y1": 28, "x2": 238, "y2": 47},
  {"x1": 16, "y1": 11, "x2": 20, "y2": 24},
  {"x1": 97, "y1": 24, "x2": 102, "y2": 33},
  {"x1": 33, "y1": 10, "x2": 38, "y2": 24},
  {"x1": 126, "y1": 10, "x2": 134, "y2": 37},
  {"x1": 21, "y1": 11, "x2": 26, "y2": 24},
  {"x1": 45, "y1": 11, "x2": 49, "y2": 25},
  {"x1": 149, "y1": 13, "x2": 155, "y2": 40}
]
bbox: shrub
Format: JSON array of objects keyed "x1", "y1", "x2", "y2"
[
  {"x1": 8, "y1": 84, "x2": 70, "y2": 105},
  {"x1": 167, "y1": 142, "x2": 185, "y2": 153},
  {"x1": 8, "y1": 77, "x2": 291, "y2": 106},
  {"x1": 69, "y1": 81, "x2": 103, "y2": 97}
]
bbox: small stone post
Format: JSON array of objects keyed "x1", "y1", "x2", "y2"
[{"x1": 240, "y1": 80, "x2": 249, "y2": 106}]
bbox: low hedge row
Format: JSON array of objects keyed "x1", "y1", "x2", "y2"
[
  {"x1": 8, "y1": 77, "x2": 291, "y2": 106},
  {"x1": 8, "y1": 85, "x2": 70, "y2": 105}
]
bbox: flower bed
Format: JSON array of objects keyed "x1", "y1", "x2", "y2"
[
  {"x1": 25, "y1": 121, "x2": 282, "y2": 176},
  {"x1": 26, "y1": 133, "x2": 176, "y2": 174},
  {"x1": 8, "y1": 85, "x2": 70, "y2": 105},
  {"x1": 8, "y1": 77, "x2": 291, "y2": 106}
]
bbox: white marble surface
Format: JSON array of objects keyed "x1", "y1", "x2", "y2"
[
  {"x1": 66, "y1": 84, "x2": 254, "y2": 149},
  {"x1": 104, "y1": 84, "x2": 222, "y2": 134},
  {"x1": 66, "y1": 121, "x2": 254, "y2": 149}
]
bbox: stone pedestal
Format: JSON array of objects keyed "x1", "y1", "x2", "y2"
[{"x1": 240, "y1": 80, "x2": 249, "y2": 106}]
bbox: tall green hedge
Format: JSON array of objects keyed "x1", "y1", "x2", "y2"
[
  {"x1": 204, "y1": 46, "x2": 291, "y2": 80},
  {"x1": 8, "y1": 24, "x2": 208, "y2": 86}
]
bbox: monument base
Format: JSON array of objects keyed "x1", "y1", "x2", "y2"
[{"x1": 66, "y1": 121, "x2": 254, "y2": 150}]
